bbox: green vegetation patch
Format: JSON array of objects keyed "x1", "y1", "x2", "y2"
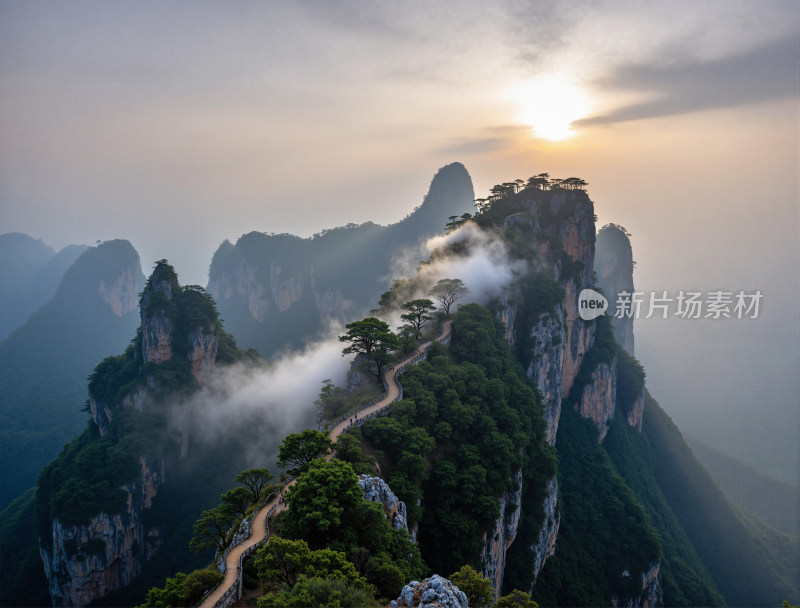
[
  {"x1": 354, "y1": 304, "x2": 555, "y2": 581},
  {"x1": 532, "y1": 406, "x2": 661, "y2": 606}
]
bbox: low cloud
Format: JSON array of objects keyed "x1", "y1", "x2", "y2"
[
  {"x1": 184, "y1": 327, "x2": 353, "y2": 464},
  {"x1": 180, "y1": 223, "x2": 524, "y2": 463},
  {"x1": 422, "y1": 222, "x2": 526, "y2": 304},
  {"x1": 382, "y1": 221, "x2": 527, "y2": 326}
]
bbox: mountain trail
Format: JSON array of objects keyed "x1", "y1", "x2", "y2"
[{"x1": 199, "y1": 319, "x2": 453, "y2": 607}]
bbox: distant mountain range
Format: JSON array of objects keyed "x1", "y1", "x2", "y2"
[
  {"x1": 0, "y1": 239, "x2": 144, "y2": 509},
  {"x1": 207, "y1": 162, "x2": 475, "y2": 358},
  {"x1": 0, "y1": 233, "x2": 89, "y2": 340}
]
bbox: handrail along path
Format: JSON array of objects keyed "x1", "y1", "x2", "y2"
[{"x1": 198, "y1": 319, "x2": 453, "y2": 607}]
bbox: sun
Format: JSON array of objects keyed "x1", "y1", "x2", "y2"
[{"x1": 509, "y1": 74, "x2": 593, "y2": 141}]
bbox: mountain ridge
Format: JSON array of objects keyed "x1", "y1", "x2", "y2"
[
  {"x1": 207, "y1": 162, "x2": 475, "y2": 358},
  {"x1": 0, "y1": 240, "x2": 144, "y2": 509}
]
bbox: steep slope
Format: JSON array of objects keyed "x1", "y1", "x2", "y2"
[
  {"x1": 0, "y1": 240, "x2": 143, "y2": 508},
  {"x1": 605, "y1": 392, "x2": 799, "y2": 606},
  {"x1": 687, "y1": 437, "x2": 799, "y2": 537},
  {"x1": 24, "y1": 260, "x2": 273, "y2": 607},
  {"x1": 207, "y1": 162, "x2": 475, "y2": 358},
  {"x1": 0, "y1": 233, "x2": 89, "y2": 339},
  {"x1": 531, "y1": 406, "x2": 663, "y2": 607},
  {"x1": 347, "y1": 180, "x2": 665, "y2": 604}
]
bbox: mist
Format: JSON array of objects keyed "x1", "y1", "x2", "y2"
[
  {"x1": 180, "y1": 220, "x2": 527, "y2": 465},
  {"x1": 382, "y1": 222, "x2": 527, "y2": 328},
  {"x1": 182, "y1": 326, "x2": 353, "y2": 467}
]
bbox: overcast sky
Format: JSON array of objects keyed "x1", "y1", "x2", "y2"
[{"x1": 1, "y1": 1, "x2": 798, "y2": 481}]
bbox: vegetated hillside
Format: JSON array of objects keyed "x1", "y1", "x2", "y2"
[
  {"x1": 0, "y1": 261, "x2": 299, "y2": 607},
  {"x1": 350, "y1": 304, "x2": 555, "y2": 579},
  {"x1": 605, "y1": 392, "x2": 799, "y2": 607},
  {"x1": 531, "y1": 405, "x2": 666, "y2": 606},
  {"x1": 207, "y1": 162, "x2": 475, "y2": 358},
  {"x1": 5, "y1": 169, "x2": 794, "y2": 606},
  {"x1": 0, "y1": 232, "x2": 88, "y2": 339},
  {"x1": 0, "y1": 240, "x2": 143, "y2": 509},
  {"x1": 686, "y1": 436, "x2": 799, "y2": 537}
]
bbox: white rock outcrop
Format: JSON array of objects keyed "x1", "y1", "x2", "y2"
[
  {"x1": 358, "y1": 474, "x2": 408, "y2": 532},
  {"x1": 391, "y1": 574, "x2": 469, "y2": 608}
]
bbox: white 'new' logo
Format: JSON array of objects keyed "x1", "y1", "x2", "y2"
[{"x1": 578, "y1": 289, "x2": 608, "y2": 320}]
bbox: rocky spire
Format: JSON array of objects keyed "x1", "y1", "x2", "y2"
[{"x1": 140, "y1": 261, "x2": 179, "y2": 365}]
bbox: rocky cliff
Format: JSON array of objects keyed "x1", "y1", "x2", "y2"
[
  {"x1": 500, "y1": 190, "x2": 596, "y2": 446},
  {"x1": 489, "y1": 188, "x2": 596, "y2": 588},
  {"x1": 530, "y1": 476, "x2": 560, "y2": 584},
  {"x1": 97, "y1": 267, "x2": 139, "y2": 317},
  {"x1": 207, "y1": 162, "x2": 475, "y2": 358},
  {"x1": 612, "y1": 560, "x2": 662, "y2": 608},
  {"x1": 391, "y1": 574, "x2": 469, "y2": 608},
  {"x1": 491, "y1": 185, "x2": 658, "y2": 599},
  {"x1": 480, "y1": 469, "x2": 523, "y2": 598},
  {"x1": 595, "y1": 224, "x2": 635, "y2": 354},
  {"x1": 39, "y1": 456, "x2": 164, "y2": 607},
  {"x1": 626, "y1": 389, "x2": 646, "y2": 432},
  {"x1": 358, "y1": 474, "x2": 409, "y2": 532},
  {"x1": 520, "y1": 300, "x2": 566, "y2": 446},
  {"x1": 38, "y1": 261, "x2": 229, "y2": 606},
  {"x1": 576, "y1": 360, "x2": 617, "y2": 442},
  {"x1": 0, "y1": 233, "x2": 89, "y2": 339}
]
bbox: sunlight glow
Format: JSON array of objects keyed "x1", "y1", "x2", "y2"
[{"x1": 509, "y1": 74, "x2": 593, "y2": 141}]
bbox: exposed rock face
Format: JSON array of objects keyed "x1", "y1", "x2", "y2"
[
  {"x1": 595, "y1": 224, "x2": 635, "y2": 354},
  {"x1": 524, "y1": 304, "x2": 566, "y2": 445},
  {"x1": 501, "y1": 191, "x2": 597, "y2": 446},
  {"x1": 530, "y1": 476, "x2": 560, "y2": 584},
  {"x1": 90, "y1": 389, "x2": 149, "y2": 437},
  {"x1": 98, "y1": 267, "x2": 140, "y2": 317},
  {"x1": 626, "y1": 388, "x2": 646, "y2": 432},
  {"x1": 314, "y1": 285, "x2": 352, "y2": 320},
  {"x1": 358, "y1": 474, "x2": 408, "y2": 532},
  {"x1": 187, "y1": 326, "x2": 217, "y2": 386},
  {"x1": 208, "y1": 247, "x2": 330, "y2": 323},
  {"x1": 546, "y1": 192, "x2": 597, "y2": 398},
  {"x1": 612, "y1": 560, "x2": 662, "y2": 608},
  {"x1": 208, "y1": 163, "x2": 475, "y2": 358},
  {"x1": 577, "y1": 360, "x2": 617, "y2": 442},
  {"x1": 347, "y1": 352, "x2": 378, "y2": 392},
  {"x1": 494, "y1": 190, "x2": 596, "y2": 588},
  {"x1": 208, "y1": 256, "x2": 269, "y2": 322},
  {"x1": 641, "y1": 561, "x2": 662, "y2": 608},
  {"x1": 142, "y1": 315, "x2": 173, "y2": 364},
  {"x1": 140, "y1": 266, "x2": 178, "y2": 365},
  {"x1": 481, "y1": 469, "x2": 522, "y2": 597},
  {"x1": 270, "y1": 262, "x2": 304, "y2": 312},
  {"x1": 391, "y1": 574, "x2": 469, "y2": 608},
  {"x1": 40, "y1": 456, "x2": 164, "y2": 607},
  {"x1": 41, "y1": 262, "x2": 227, "y2": 604},
  {"x1": 89, "y1": 397, "x2": 114, "y2": 437}
]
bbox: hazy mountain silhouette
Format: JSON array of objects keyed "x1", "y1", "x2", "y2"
[
  {"x1": 0, "y1": 233, "x2": 89, "y2": 340},
  {"x1": 208, "y1": 162, "x2": 475, "y2": 358},
  {"x1": 0, "y1": 240, "x2": 145, "y2": 508}
]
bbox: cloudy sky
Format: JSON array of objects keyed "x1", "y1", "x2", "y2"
[{"x1": 1, "y1": 1, "x2": 798, "y2": 481}]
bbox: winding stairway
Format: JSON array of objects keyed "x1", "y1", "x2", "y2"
[{"x1": 199, "y1": 319, "x2": 453, "y2": 608}]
